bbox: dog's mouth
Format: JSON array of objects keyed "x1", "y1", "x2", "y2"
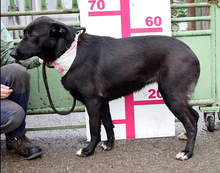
[{"x1": 10, "y1": 48, "x2": 27, "y2": 60}]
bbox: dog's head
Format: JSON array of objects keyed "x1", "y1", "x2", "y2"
[{"x1": 10, "y1": 16, "x2": 78, "y2": 62}]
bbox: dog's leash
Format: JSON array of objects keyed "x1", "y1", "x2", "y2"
[{"x1": 42, "y1": 60, "x2": 76, "y2": 115}]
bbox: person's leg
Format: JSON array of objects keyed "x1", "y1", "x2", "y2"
[
  {"x1": 1, "y1": 99, "x2": 24, "y2": 134},
  {"x1": 1, "y1": 63, "x2": 42, "y2": 159},
  {"x1": 1, "y1": 63, "x2": 30, "y2": 139}
]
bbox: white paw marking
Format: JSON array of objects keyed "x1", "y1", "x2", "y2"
[
  {"x1": 178, "y1": 133, "x2": 188, "y2": 140},
  {"x1": 76, "y1": 148, "x2": 82, "y2": 156},
  {"x1": 176, "y1": 152, "x2": 189, "y2": 161},
  {"x1": 101, "y1": 143, "x2": 107, "y2": 150}
]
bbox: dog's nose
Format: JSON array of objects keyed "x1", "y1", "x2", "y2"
[{"x1": 10, "y1": 48, "x2": 17, "y2": 58}]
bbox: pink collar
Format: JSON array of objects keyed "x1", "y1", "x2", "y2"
[{"x1": 52, "y1": 34, "x2": 79, "y2": 77}]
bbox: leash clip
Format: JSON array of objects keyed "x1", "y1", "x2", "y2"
[{"x1": 76, "y1": 27, "x2": 86, "y2": 34}]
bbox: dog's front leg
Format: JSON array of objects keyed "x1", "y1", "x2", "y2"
[{"x1": 76, "y1": 98, "x2": 102, "y2": 157}]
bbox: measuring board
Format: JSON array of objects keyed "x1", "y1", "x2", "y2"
[
  {"x1": 80, "y1": 0, "x2": 175, "y2": 140},
  {"x1": 80, "y1": 0, "x2": 171, "y2": 37}
]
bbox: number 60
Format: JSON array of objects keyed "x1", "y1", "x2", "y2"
[{"x1": 146, "y1": 16, "x2": 162, "y2": 26}]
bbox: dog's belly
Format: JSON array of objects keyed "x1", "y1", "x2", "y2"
[{"x1": 101, "y1": 75, "x2": 158, "y2": 101}]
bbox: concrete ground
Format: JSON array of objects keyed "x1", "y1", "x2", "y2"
[{"x1": 1, "y1": 107, "x2": 220, "y2": 173}]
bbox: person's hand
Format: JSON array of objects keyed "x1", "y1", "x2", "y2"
[
  {"x1": 1, "y1": 84, "x2": 13, "y2": 99},
  {"x1": 38, "y1": 58, "x2": 43, "y2": 64},
  {"x1": 38, "y1": 58, "x2": 53, "y2": 66}
]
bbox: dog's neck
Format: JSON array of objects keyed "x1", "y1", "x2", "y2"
[{"x1": 51, "y1": 33, "x2": 79, "y2": 77}]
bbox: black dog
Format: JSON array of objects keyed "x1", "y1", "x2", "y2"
[{"x1": 10, "y1": 16, "x2": 200, "y2": 160}]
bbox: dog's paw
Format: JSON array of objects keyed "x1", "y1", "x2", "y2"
[
  {"x1": 101, "y1": 142, "x2": 112, "y2": 151},
  {"x1": 76, "y1": 148, "x2": 83, "y2": 156},
  {"x1": 101, "y1": 140, "x2": 114, "y2": 151},
  {"x1": 76, "y1": 148, "x2": 94, "y2": 157},
  {"x1": 176, "y1": 151, "x2": 192, "y2": 161}
]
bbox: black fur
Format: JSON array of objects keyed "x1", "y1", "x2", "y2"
[{"x1": 11, "y1": 16, "x2": 200, "y2": 160}]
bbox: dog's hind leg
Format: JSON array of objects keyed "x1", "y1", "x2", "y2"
[
  {"x1": 158, "y1": 75, "x2": 199, "y2": 160},
  {"x1": 175, "y1": 106, "x2": 199, "y2": 160},
  {"x1": 100, "y1": 101, "x2": 115, "y2": 151}
]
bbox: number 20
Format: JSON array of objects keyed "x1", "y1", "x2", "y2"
[
  {"x1": 89, "y1": 0, "x2": 105, "y2": 10},
  {"x1": 148, "y1": 89, "x2": 162, "y2": 99}
]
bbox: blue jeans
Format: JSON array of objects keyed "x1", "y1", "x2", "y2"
[{"x1": 1, "y1": 64, "x2": 30, "y2": 139}]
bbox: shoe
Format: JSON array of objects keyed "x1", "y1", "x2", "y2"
[{"x1": 6, "y1": 135, "x2": 43, "y2": 160}]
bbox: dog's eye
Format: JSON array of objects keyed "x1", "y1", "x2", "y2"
[{"x1": 29, "y1": 34, "x2": 35, "y2": 38}]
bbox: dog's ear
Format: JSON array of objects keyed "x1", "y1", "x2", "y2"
[
  {"x1": 49, "y1": 23, "x2": 67, "y2": 38},
  {"x1": 49, "y1": 22, "x2": 75, "y2": 58}
]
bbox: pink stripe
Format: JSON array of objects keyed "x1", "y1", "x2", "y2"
[
  {"x1": 134, "y1": 100, "x2": 165, "y2": 105},
  {"x1": 120, "y1": 0, "x2": 131, "y2": 38},
  {"x1": 124, "y1": 94, "x2": 136, "y2": 139},
  {"x1": 112, "y1": 119, "x2": 127, "y2": 124},
  {"x1": 131, "y1": 28, "x2": 163, "y2": 33},
  {"x1": 101, "y1": 119, "x2": 126, "y2": 125},
  {"x1": 89, "y1": 11, "x2": 121, "y2": 16}
]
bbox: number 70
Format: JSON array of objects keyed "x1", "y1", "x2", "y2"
[{"x1": 89, "y1": 0, "x2": 105, "y2": 10}]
